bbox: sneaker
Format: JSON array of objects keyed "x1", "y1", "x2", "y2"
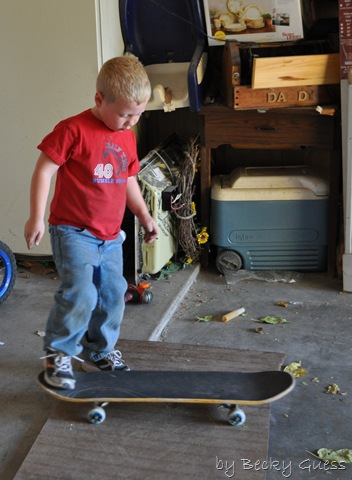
[
  {"x1": 42, "y1": 349, "x2": 76, "y2": 390},
  {"x1": 81, "y1": 350, "x2": 130, "y2": 372}
]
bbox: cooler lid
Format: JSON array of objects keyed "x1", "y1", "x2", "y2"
[{"x1": 222, "y1": 166, "x2": 329, "y2": 197}]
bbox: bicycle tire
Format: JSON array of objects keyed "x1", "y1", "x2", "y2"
[{"x1": 0, "y1": 240, "x2": 17, "y2": 304}]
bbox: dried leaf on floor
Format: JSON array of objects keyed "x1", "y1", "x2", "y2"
[
  {"x1": 316, "y1": 448, "x2": 352, "y2": 464},
  {"x1": 276, "y1": 301, "x2": 289, "y2": 307},
  {"x1": 196, "y1": 315, "x2": 213, "y2": 323},
  {"x1": 252, "y1": 327, "x2": 266, "y2": 334},
  {"x1": 284, "y1": 361, "x2": 308, "y2": 378},
  {"x1": 326, "y1": 383, "x2": 346, "y2": 395},
  {"x1": 259, "y1": 316, "x2": 288, "y2": 324}
]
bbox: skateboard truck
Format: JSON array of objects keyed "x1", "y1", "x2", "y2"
[{"x1": 88, "y1": 402, "x2": 247, "y2": 426}]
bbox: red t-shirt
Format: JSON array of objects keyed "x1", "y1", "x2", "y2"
[{"x1": 38, "y1": 109, "x2": 140, "y2": 240}]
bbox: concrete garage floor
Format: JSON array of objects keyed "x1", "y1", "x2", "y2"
[{"x1": 1, "y1": 257, "x2": 352, "y2": 479}]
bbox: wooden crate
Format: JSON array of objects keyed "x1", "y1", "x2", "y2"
[
  {"x1": 252, "y1": 53, "x2": 340, "y2": 89},
  {"x1": 222, "y1": 42, "x2": 340, "y2": 110},
  {"x1": 233, "y1": 84, "x2": 339, "y2": 110}
]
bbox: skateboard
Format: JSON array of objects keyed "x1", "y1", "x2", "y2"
[{"x1": 37, "y1": 369, "x2": 294, "y2": 425}]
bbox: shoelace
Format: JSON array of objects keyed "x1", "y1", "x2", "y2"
[
  {"x1": 105, "y1": 350, "x2": 125, "y2": 367},
  {"x1": 40, "y1": 352, "x2": 84, "y2": 371},
  {"x1": 54, "y1": 354, "x2": 72, "y2": 372}
]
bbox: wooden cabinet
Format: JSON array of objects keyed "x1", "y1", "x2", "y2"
[{"x1": 201, "y1": 106, "x2": 334, "y2": 148}]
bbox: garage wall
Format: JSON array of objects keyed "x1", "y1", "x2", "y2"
[{"x1": 0, "y1": 0, "x2": 124, "y2": 255}]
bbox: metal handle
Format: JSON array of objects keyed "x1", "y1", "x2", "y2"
[{"x1": 256, "y1": 126, "x2": 277, "y2": 131}]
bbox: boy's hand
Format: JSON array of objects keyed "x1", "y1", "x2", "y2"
[
  {"x1": 24, "y1": 152, "x2": 59, "y2": 250},
  {"x1": 125, "y1": 176, "x2": 158, "y2": 243},
  {"x1": 24, "y1": 218, "x2": 45, "y2": 250},
  {"x1": 141, "y1": 216, "x2": 158, "y2": 244}
]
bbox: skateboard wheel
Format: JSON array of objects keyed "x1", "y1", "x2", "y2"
[
  {"x1": 87, "y1": 406, "x2": 106, "y2": 424},
  {"x1": 227, "y1": 407, "x2": 246, "y2": 426}
]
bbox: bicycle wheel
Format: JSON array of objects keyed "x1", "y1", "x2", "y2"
[{"x1": 0, "y1": 240, "x2": 17, "y2": 304}]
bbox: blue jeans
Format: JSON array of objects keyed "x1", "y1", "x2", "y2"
[{"x1": 44, "y1": 225, "x2": 127, "y2": 360}]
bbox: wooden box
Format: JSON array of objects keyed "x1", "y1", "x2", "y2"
[{"x1": 222, "y1": 42, "x2": 340, "y2": 110}]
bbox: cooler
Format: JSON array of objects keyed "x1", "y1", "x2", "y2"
[{"x1": 211, "y1": 166, "x2": 329, "y2": 272}]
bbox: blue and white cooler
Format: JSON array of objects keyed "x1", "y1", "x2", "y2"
[{"x1": 211, "y1": 166, "x2": 329, "y2": 272}]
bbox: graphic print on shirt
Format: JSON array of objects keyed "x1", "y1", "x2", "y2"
[{"x1": 93, "y1": 139, "x2": 128, "y2": 185}]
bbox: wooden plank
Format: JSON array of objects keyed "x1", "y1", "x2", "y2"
[
  {"x1": 222, "y1": 41, "x2": 241, "y2": 107},
  {"x1": 116, "y1": 339, "x2": 286, "y2": 372},
  {"x1": 15, "y1": 341, "x2": 286, "y2": 480},
  {"x1": 252, "y1": 53, "x2": 340, "y2": 89},
  {"x1": 15, "y1": 402, "x2": 269, "y2": 480},
  {"x1": 233, "y1": 84, "x2": 339, "y2": 110}
]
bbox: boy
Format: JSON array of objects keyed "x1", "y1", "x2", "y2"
[{"x1": 24, "y1": 56, "x2": 158, "y2": 390}]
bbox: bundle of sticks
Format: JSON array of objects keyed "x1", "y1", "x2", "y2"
[{"x1": 174, "y1": 137, "x2": 202, "y2": 262}]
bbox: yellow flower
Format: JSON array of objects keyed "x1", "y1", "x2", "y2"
[
  {"x1": 197, "y1": 227, "x2": 209, "y2": 245},
  {"x1": 191, "y1": 202, "x2": 197, "y2": 214}
]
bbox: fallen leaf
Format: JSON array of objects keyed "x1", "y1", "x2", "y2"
[
  {"x1": 259, "y1": 316, "x2": 288, "y2": 324},
  {"x1": 326, "y1": 383, "x2": 346, "y2": 395},
  {"x1": 317, "y1": 448, "x2": 352, "y2": 464},
  {"x1": 326, "y1": 383, "x2": 340, "y2": 394},
  {"x1": 276, "y1": 301, "x2": 289, "y2": 307},
  {"x1": 284, "y1": 361, "x2": 308, "y2": 378},
  {"x1": 253, "y1": 327, "x2": 265, "y2": 334},
  {"x1": 196, "y1": 315, "x2": 213, "y2": 323}
]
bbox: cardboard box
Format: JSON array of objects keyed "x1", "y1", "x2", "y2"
[{"x1": 203, "y1": 0, "x2": 304, "y2": 46}]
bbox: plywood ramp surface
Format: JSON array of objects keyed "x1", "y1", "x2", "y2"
[{"x1": 14, "y1": 340, "x2": 286, "y2": 480}]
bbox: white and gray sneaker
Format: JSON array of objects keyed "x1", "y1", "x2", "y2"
[
  {"x1": 81, "y1": 350, "x2": 130, "y2": 372},
  {"x1": 42, "y1": 349, "x2": 76, "y2": 390}
]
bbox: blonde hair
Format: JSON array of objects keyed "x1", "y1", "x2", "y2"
[{"x1": 96, "y1": 56, "x2": 151, "y2": 104}]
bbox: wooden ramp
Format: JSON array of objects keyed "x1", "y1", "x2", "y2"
[{"x1": 14, "y1": 340, "x2": 286, "y2": 480}]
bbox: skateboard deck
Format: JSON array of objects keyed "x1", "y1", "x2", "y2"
[{"x1": 38, "y1": 370, "x2": 294, "y2": 425}]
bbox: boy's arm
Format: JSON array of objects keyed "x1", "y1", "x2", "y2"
[
  {"x1": 24, "y1": 152, "x2": 60, "y2": 250},
  {"x1": 126, "y1": 176, "x2": 158, "y2": 243}
]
